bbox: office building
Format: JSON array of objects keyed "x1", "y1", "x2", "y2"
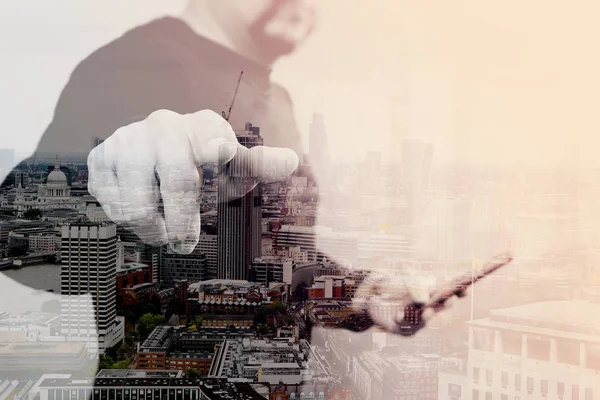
[
  {"x1": 198, "y1": 233, "x2": 218, "y2": 280},
  {"x1": 308, "y1": 113, "x2": 330, "y2": 182},
  {"x1": 467, "y1": 301, "x2": 600, "y2": 400},
  {"x1": 60, "y1": 222, "x2": 124, "y2": 354},
  {"x1": 249, "y1": 256, "x2": 293, "y2": 285},
  {"x1": 14, "y1": 171, "x2": 28, "y2": 188},
  {"x1": 217, "y1": 122, "x2": 263, "y2": 280},
  {"x1": 33, "y1": 371, "x2": 269, "y2": 400},
  {"x1": 162, "y1": 248, "x2": 208, "y2": 288}
]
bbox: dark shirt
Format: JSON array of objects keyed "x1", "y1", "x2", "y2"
[{"x1": 35, "y1": 16, "x2": 302, "y2": 157}]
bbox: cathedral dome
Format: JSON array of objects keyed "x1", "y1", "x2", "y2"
[
  {"x1": 47, "y1": 156, "x2": 68, "y2": 185},
  {"x1": 47, "y1": 169, "x2": 67, "y2": 184}
]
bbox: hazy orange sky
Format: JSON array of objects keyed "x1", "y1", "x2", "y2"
[{"x1": 2, "y1": 1, "x2": 600, "y2": 169}]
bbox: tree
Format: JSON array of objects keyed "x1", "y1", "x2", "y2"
[
  {"x1": 114, "y1": 359, "x2": 131, "y2": 369},
  {"x1": 98, "y1": 355, "x2": 114, "y2": 370},
  {"x1": 105, "y1": 347, "x2": 118, "y2": 361},
  {"x1": 166, "y1": 299, "x2": 185, "y2": 318},
  {"x1": 23, "y1": 208, "x2": 42, "y2": 220},
  {"x1": 137, "y1": 313, "x2": 166, "y2": 337},
  {"x1": 184, "y1": 369, "x2": 201, "y2": 378}
]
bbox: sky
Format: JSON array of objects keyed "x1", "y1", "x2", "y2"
[{"x1": 2, "y1": 1, "x2": 600, "y2": 169}]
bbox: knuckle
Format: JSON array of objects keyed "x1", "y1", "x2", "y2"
[
  {"x1": 147, "y1": 109, "x2": 180, "y2": 123},
  {"x1": 193, "y1": 109, "x2": 222, "y2": 121}
]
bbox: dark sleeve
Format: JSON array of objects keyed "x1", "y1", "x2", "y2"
[{"x1": 34, "y1": 31, "x2": 197, "y2": 156}]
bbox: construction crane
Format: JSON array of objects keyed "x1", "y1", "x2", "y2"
[{"x1": 222, "y1": 70, "x2": 244, "y2": 121}]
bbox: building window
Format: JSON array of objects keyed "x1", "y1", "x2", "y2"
[
  {"x1": 585, "y1": 388, "x2": 593, "y2": 400},
  {"x1": 473, "y1": 367, "x2": 480, "y2": 382},
  {"x1": 527, "y1": 336, "x2": 551, "y2": 361},
  {"x1": 473, "y1": 329, "x2": 494, "y2": 351},
  {"x1": 473, "y1": 390, "x2": 479, "y2": 400},
  {"x1": 448, "y1": 384, "x2": 461, "y2": 397},
  {"x1": 527, "y1": 377, "x2": 534, "y2": 393},
  {"x1": 541, "y1": 380, "x2": 548, "y2": 395},
  {"x1": 557, "y1": 382, "x2": 565, "y2": 396},
  {"x1": 501, "y1": 395, "x2": 508, "y2": 400},
  {"x1": 515, "y1": 374, "x2": 521, "y2": 391},
  {"x1": 501, "y1": 331, "x2": 522, "y2": 355},
  {"x1": 587, "y1": 344, "x2": 600, "y2": 370},
  {"x1": 486, "y1": 370, "x2": 493, "y2": 385},
  {"x1": 557, "y1": 340, "x2": 580, "y2": 365},
  {"x1": 501, "y1": 371, "x2": 508, "y2": 388},
  {"x1": 573, "y1": 385, "x2": 580, "y2": 400},
  {"x1": 486, "y1": 392, "x2": 492, "y2": 400}
]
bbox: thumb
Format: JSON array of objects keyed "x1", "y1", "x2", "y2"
[
  {"x1": 219, "y1": 145, "x2": 299, "y2": 201},
  {"x1": 248, "y1": 145, "x2": 299, "y2": 182}
]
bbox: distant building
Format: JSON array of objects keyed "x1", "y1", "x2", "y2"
[
  {"x1": 14, "y1": 171, "x2": 29, "y2": 188},
  {"x1": 28, "y1": 231, "x2": 61, "y2": 253},
  {"x1": 208, "y1": 337, "x2": 315, "y2": 385},
  {"x1": 198, "y1": 234, "x2": 217, "y2": 280},
  {"x1": 46, "y1": 164, "x2": 73, "y2": 187},
  {"x1": 307, "y1": 276, "x2": 345, "y2": 299},
  {"x1": 116, "y1": 262, "x2": 153, "y2": 304},
  {"x1": 8, "y1": 226, "x2": 56, "y2": 252},
  {"x1": 249, "y1": 256, "x2": 293, "y2": 285},
  {"x1": 162, "y1": 248, "x2": 208, "y2": 288},
  {"x1": 200, "y1": 314, "x2": 254, "y2": 329},
  {"x1": 137, "y1": 325, "x2": 256, "y2": 372},
  {"x1": 25, "y1": 158, "x2": 79, "y2": 211},
  {"x1": 34, "y1": 372, "x2": 270, "y2": 400}
]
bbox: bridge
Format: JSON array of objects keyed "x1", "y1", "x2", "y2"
[{"x1": 12, "y1": 252, "x2": 56, "y2": 267}]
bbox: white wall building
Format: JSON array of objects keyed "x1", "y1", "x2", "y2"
[
  {"x1": 60, "y1": 222, "x2": 124, "y2": 354},
  {"x1": 467, "y1": 301, "x2": 600, "y2": 400}
]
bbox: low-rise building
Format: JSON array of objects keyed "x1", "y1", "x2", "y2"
[
  {"x1": 307, "y1": 276, "x2": 345, "y2": 299},
  {"x1": 200, "y1": 315, "x2": 254, "y2": 329},
  {"x1": 136, "y1": 326, "x2": 175, "y2": 370},
  {"x1": 208, "y1": 337, "x2": 312, "y2": 385}
]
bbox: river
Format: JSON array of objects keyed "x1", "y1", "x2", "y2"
[{"x1": 1, "y1": 263, "x2": 61, "y2": 293}]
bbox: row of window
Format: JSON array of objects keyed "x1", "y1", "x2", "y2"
[
  {"x1": 473, "y1": 389, "x2": 593, "y2": 400},
  {"x1": 473, "y1": 368, "x2": 594, "y2": 398}
]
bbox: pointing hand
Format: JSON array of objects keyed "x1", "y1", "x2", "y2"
[{"x1": 87, "y1": 109, "x2": 298, "y2": 253}]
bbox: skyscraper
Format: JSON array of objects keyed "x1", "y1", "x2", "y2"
[
  {"x1": 400, "y1": 138, "x2": 434, "y2": 237},
  {"x1": 308, "y1": 113, "x2": 330, "y2": 176},
  {"x1": 217, "y1": 123, "x2": 263, "y2": 280},
  {"x1": 60, "y1": 221, "x2": 124, "y2": 354}
]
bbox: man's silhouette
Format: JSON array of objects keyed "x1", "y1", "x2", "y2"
[{"x1": 32, "y1": 1, "x2": 317, "y2": 158}]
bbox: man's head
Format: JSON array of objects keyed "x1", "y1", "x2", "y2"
[{"x1": 206, "y1": 0, "x2": 318, "y2": 63}]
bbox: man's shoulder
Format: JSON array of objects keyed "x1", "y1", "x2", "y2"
[
  {"x1": 74, "y1": 17, "x2": 193, "y2": 77},
  {"x1": 271, "y1": 82, "x2": 294, "y2": 105}
]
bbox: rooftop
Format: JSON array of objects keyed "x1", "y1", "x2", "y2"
[
  {"x1": 140, "y1": 326, "x2": 175, "y2": 351},
  {"x1": 473, "y1": 301, "x2": 600, "y2": 337},
  {"x1": 117, "y1": 262, "x2": 150, "y2": 274},
  {"x1": 0, "y1": 341, "x2": 85, "y2": 355}
]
